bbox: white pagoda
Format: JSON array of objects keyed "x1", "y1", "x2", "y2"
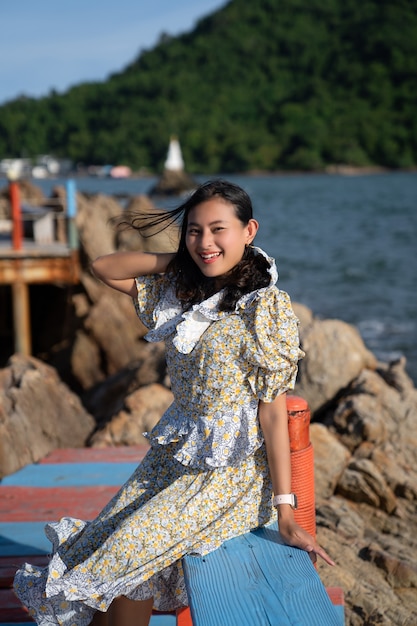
[{"x1": 164, "y1": 136, "x2": 185, "y2": 172}]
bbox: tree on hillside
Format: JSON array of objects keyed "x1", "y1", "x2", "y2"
[{"x1": 0, "y1": 0, "x2": 416, "y2": 172}]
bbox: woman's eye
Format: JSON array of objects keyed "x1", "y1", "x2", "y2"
[{"x1": 213, "y1": 227, "x2": 224, "y2": 232}]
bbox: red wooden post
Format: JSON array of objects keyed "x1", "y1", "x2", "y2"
[{"x1": 9, "y1": 180, "x2": 23, "y2": 250}]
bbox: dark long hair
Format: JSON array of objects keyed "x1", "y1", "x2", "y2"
[{"x1": 128, "y1": 179, "x2": 271, "y2": 311}]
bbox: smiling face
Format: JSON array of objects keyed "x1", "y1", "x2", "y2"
[{"x1": 185, "y1": 197, "x2": 258, "y2": 279}]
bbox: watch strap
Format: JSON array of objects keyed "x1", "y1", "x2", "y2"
[{"x1": 272, "y1": 493, "x2": 298, "y2": 509}]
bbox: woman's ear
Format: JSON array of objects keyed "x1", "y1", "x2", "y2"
[{"x1": 246, "y1": 219, "x2": 259, "y2": 244}]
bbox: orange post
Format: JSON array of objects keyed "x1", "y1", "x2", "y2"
[
  {"x1": 176, "y1": 606, "x2": 193, "y2": 625},
  {"x1": 287, "y1": 395, "x2": 316, "y2": 538},
  {"x1": 9, "y1": 180, "x2": 23, "y2": 250}
]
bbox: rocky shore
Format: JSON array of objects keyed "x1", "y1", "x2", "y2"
[{"x1": 0, "y1": 184, "x2": 416, "y2": 625}]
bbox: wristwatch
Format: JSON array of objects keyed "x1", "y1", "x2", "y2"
[{"x1": 272, "y1": 493, "x2": 298, "y2": 510}]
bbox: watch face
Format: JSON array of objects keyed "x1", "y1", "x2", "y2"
[{"x1": 292, "y1": 494, "x2": 298, "y2": 510}]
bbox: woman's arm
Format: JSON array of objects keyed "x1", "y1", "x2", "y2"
[
  {"x1": 91, "y1": 251, "x2": 176, "y2": 296},
  {"x1": 258, "y1": 393, "x2": 335, "y2": 566}
]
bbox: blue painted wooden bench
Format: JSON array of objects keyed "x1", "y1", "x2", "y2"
[{"x1": 182, "y1": 522, "x2": 344, "y2": 626}]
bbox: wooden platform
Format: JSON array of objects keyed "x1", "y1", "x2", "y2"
[
  {"x1": 0, "y1": 446, "x2": 343, "y2": 625},
  {"x1": 0, "y1": 244, "x2": 80, "y2": 284},
  {"x1": 0, "y1": 445, "x2": 176, "y2": 624}
]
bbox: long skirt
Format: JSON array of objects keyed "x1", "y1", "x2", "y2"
[{"x1": 13, "y1": 442, "x2": 274, "y2": 625}]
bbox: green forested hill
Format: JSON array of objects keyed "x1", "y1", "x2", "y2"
[{"x1": 1, "y1": 0, "x2": 416, "y2": 173}]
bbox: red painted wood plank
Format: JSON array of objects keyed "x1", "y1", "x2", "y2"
[
  {"x1": 0, "y1": 588, "x2": 33, "y2": 620},
  {"x1": 0, "y1": 610, "x2": 34, "y2": 624},
  {"x1": 0, "y1": 556, "x2": 49, "y2": 589},
  {"x1": 0, "y1": 486, "x2": 119, "y2": 522},
  {"x1": 40, "y1": 446, "x2": 150, "y2": 464},
  {"x1": 326, "y1": 586, "x2": 345, "y2": 606}
]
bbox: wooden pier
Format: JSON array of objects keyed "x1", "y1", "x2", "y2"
[
  {"x1": 0, "y1": 179, "x2": 80, "y2": 357},
  {"x1": 0, "y1": 445, "x2": 183, "y2": 625}
]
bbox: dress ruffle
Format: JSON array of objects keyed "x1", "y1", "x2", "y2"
[
  {"x1": 145, "y1": 397, "x2": 262, "y2": 468},
  {"x1": 14, "y1": 509, "x2": 187, "y2": 623}
]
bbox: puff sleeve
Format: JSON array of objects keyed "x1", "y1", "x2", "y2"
[
  {"x1": 133, "y1": 274, "x2": 171, "y2": 330},
  {"x1": 242, "y1": 287, "x2": 304, "y2": 402}
]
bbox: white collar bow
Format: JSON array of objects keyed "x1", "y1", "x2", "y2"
[{"x1": 145, "y1": 247, "x2": 278, "y2": 353}]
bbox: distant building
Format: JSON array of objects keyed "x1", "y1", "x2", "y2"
[{"x1": 0, "y1": 158, "x2": 31, "y2": 179}]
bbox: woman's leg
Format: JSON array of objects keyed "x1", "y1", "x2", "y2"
[
  {"x1": 108, "y1": 596, "x2": 154, "y2": 626},
  {"x1": 90, "y1": 610, "x2": 109, "y2": 626},
  {"x1": 90, "y1": 596, "x2": 154, "y2": 626}
]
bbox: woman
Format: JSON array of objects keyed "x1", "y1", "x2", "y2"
[{"x1": 14, "y1": 179, "x2": 334, "y2": 626}]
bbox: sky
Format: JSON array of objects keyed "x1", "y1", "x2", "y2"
[{"x1": 0, "y1": 0, "x2": 227, "y2": 105}]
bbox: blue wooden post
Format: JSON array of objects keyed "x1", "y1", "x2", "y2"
[{"x1": 66, "y1": 179, "x2": 78, "y2": 249}]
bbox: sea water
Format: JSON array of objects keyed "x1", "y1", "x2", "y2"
[{"x1": 35, "y1": 171, "x2": 417, "y2": 384}]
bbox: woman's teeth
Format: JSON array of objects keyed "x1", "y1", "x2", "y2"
[{"x1": 201, "y1": 252, "x2": 220, "y2": 259}]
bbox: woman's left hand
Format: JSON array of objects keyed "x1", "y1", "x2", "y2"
[{"x1": 277, "y1": 513, "x2": 336, "y2": 566}]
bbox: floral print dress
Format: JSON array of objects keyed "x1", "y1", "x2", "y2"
[{"x1": 14, "y1": 248, "x2": 303, "y2": 625}]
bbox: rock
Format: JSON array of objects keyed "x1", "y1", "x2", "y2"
[
  {"x1": 71, "y1": 330, "x2": 106, "y2": 389},
  {"x1": 317, "y1": 496, "x2": 417, "y2": 626},
  {"x1": 117, "y1": 194, "x2": 180, "y2": 253},
  {"x1": 18, "y1": 180, "x2": 47, "y2": 206},
  {"x1": 39, "y1": 185, "x2": 66, "y2": 213},
  {"x1": 84, "y1": 292, "x2": 144, "y2": 375},
  {"x1": 294, "y1": 318, "x2": 377, "y2": 413},
  {"x1": 54, "y1": 191, "x2": 178, "y2": 389},
  {"x1": 355, "y1": 442, "x2": 417, "y2": 502},
  {"x1": 316, "y1": 495, "x2": 367, "y2": 541},
  {"x1": 0, "y1": 355, "x2": 95, "y2": 477},
  {"x1": 322, "y1": 364, "x2": 417, "y2": 486},
  {"x1": 316, "y1": 496, "x2": 417, "y2": 625},
  {"x1": 292, "y1": 302, "x2": 314, "y2": 331},
  {"x1": 83, "y1": 282, "x2": 153, "y2": 371},
  {"x1": 324, "y1": 372, "x2": 391, "y2": 451},
  {"x1": 149, "y1": 137, "x2": 197, "y2": 197},
  {"x1": 90, "y1": 383, "x2": 173, "y2": 447},
  {"x1": 0, "y1": 179, "x2": 46, "y2": 218},
  {"x1": 75, "y1": 192, "x2": 122, "y2": 261},
  {"x1": 310, "y1": 423, "x2": 350, "y2": 500},
  {"x1": 149, "y1": 168, "x2": 197, "y2": 197},
  {"x1": 82, "y1": 342, "x2": 168, "y2": 428},
  {"x1": 377, "y1": 356, "x2": 416, "y2": 395},
  {"x1": 336, "y1": 457, "x2": 397, "y2": 513},
  {"x1": 0, "y1": 196, "x2": 9, "y2": 220},
  {"x1": 360, "y1": 542, "x2": 417, "y2": 589}
]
